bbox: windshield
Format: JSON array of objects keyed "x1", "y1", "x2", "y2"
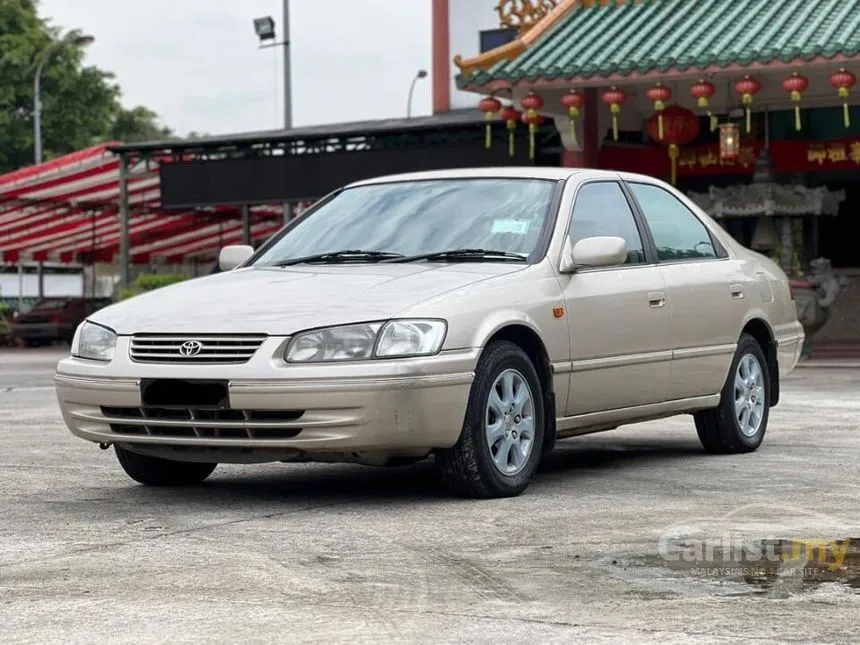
[{"x1": 252, "y1": 178, "x2": 558, "y2": 266}]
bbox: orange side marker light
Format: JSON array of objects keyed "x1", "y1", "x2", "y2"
[{"x1": 552, "y1": 306, "x2": 565, "y2": 319}]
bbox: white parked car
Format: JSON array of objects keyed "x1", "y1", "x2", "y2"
[{"x1": 55, "y1": 168, "x2": 804, "y2": 498}]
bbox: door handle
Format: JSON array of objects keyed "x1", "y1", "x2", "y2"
[
  {"x1": 730, "y1": 283, "x2": 745, "y2": 299},
  {"x1": 648, "y1": 291, "x2": 666, "y2": 308}
]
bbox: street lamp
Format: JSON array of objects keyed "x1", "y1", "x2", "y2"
[
  {"x1": 407, "y1": 69, "x2": 428, "y2": 118},
  {"x1": 34, "y1": 29, "x2": 95, "y2": 164},
  {"x1": 253, "y1": 1, "x2": 292, "y2": 130}
]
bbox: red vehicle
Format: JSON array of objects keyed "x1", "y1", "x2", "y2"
[{"x1": 10, "y1": 297, "x2": 111, "y2": 347}]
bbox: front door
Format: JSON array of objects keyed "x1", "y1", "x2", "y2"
[
  {"x1": 626, "y1": 181, "x2": 748, "y2": 400},
  {"x1": 560, "y1": 181, "x2": 671, "y2": 417}
]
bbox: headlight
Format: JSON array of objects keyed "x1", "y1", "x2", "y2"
[
  {"x1": 286, "y1": 322, "x2": 383, "y2": 362},
  {"x1": 72, "y1": 321, "x2": 117, "y2": 362},
  {"x1": 285, "y1": 319, "x2": 447, "y2": 363},
  {"x1": 375, "y1": 320, "x2": 447, "y2": 358}
]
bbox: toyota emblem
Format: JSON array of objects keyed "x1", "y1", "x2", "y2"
[{"x1": 179, "y1": 340, "x2": 203, "y2": 357}]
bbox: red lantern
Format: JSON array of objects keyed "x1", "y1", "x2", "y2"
[
  {"x1": 478, "y1": 96, "x2": 502, "y2": 149},
  {"x1": 830, "y1": 68, "x2": 857, "y2": 128},
  {"x1": 734, "y1": 75, "x2": 761, "y2": 134},
  {"x1": 690, "y1": 79, "x2": 717, "y2": 131},
  {"x1": 561, "y1": 90, "x2": 585, "y2": 146},
  {"x1": 520, "y1": 91, "x2": 544, "y2": 160},
  {"x1": 601, "y1": 86, "x2": 628, "y2": 141},
  {"x1": 645, "y1": 83, "x2": 672, "y2": 140},
  {"x1": 499, "y1": 104, "x2": 520, "y2": 158},
  {"x1": 646, "y1": 105, "x2": 700, "y2": 185},
  {"x1": 781, "y1": 72, "x2": 809, "y2": 132}
]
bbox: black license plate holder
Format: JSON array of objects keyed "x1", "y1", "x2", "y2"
[{"x1": 140, "y1": 379, "x2": 230, "y2": 410}]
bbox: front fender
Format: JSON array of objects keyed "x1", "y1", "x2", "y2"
[{"x1": 467, "y1": 309, "x2": 546, "y2": 350}]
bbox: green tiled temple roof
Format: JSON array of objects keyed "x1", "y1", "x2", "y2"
[{"x1": 459, "y1": 0, "x2": 860, "y2": 86}]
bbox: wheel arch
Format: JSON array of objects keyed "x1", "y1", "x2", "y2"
[
  {"x1": 741, "y1": 317, "x2": 779, "y2": 407},
  {"x1": 483, "y1": 323, "x2": 557, "y2": 453}
]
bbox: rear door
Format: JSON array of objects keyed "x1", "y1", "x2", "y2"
[{"x1": 625, "y1": 181, "x2": 749, "y2": 400}]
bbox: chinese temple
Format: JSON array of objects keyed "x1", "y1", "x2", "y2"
[{"x1": 441, "y1": 0, "x2": 860, "y2": 356}]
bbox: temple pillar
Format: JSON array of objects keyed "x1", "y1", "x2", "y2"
[{"x1": 556, "y1": 88, "x2": 600, "y2": 168}]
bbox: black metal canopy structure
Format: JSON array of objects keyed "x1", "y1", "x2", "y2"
[
  {"x1": 109, "y1": 110, "x2": 494, "y2": 156},
  {"x1": 106, "y1": 109, "x2": 560, "y2": 285}
]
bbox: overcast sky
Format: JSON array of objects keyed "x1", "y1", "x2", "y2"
[{"x1": 39, "y1": 0, "x2": 432, "y2": 136}]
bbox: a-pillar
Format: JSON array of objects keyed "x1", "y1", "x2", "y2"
[{"x1": 556, "y1": 88, "x2": 600, "y2": 168}]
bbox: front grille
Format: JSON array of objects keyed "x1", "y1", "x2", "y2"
[
  {"x1": 129, "y1": 334, "x2": 267, "y2": 363},
  {"x1": 101, "y1": 406, "x2": 304, "y2": 440}
]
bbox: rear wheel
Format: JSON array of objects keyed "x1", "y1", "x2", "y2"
[
  {"x1": 694, "y1": 333, "x2": 770, "y2": 454},
  {"x1": 435, "y1": 341, "x2": 545, "y2": 498},
  {"x1": 114, "y1": 446, "x2": 217, "y2": 486}
]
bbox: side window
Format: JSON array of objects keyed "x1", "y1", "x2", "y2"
[
  {"x1": 628, "y1": 183, "x2": 717, "y2": 261},
  {"x1": 569, "y1": 182, "x2": 645, "y2": 265}
]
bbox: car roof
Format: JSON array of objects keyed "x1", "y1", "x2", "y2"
[
  {"x1": 347, "y1": 166, "x2": 585, "y2": 187},
  {"x1": 346, "y1": 167, "x2": 672, "y2": 189}
]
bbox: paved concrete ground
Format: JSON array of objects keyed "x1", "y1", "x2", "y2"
[{"x1": 1, "y1": 348, "x2": 858, "y2": 644}]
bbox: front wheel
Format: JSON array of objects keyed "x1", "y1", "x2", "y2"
[
  {"x1": 114, "y1": 446, "x2": 217, "y2": 486},
  {"x1": 435, "y1": 341, "x2": 545, "y2": 498},
  {"x1": 694, "y1": 333, "x2": 770, "y2": 454}
]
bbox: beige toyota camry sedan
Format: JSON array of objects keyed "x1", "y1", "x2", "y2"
[{"x1": 56, "y1": 168, "x2": 804, "y2": 498}]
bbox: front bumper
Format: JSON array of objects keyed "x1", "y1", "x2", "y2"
[{"x1": 55, "y1": 336, "x2": 477, "y2": 462}]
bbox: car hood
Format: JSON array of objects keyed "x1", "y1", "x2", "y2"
[{"x1": 92, "y1": 263, "x2": 527, "y2": 335}]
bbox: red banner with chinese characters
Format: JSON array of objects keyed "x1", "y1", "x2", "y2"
[{"x1": 598, "y1": 136, "x2": 860, "y2": 177}]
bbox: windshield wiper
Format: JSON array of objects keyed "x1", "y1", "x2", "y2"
[
  {"x1": 272, "y1": 250, "x2": 405, "y2": 266},
  {"x1": 386, "y1": 249, "x2": 528, "y2": 263}
]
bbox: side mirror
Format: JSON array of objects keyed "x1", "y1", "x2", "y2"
[
  {"x1": 560, "y1": 236, "x2": 627, "y2": 273},
  {"x1": 218, "y1": 245, "x2": 254, "y2": 272}
]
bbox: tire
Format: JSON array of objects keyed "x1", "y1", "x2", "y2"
[
  {"x1": 435, "y1": 340, "x2": 545, "y2": 498},
  {"x1": 694, "y1": 333, "x2": 770, "y2": 454},
  {"x1": 114, "y1": 446, "x2": 217, "y2": 486}
]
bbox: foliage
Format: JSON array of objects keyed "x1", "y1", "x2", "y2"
[
  {"x1": 0, "y1": 0, "x2": 175, "y2": 172},
  {"x1": 134, "y1": 273, "x2": 190, "y2": 291},
  {"x1": 115, "y1": 288, "x2": 138, "y2": 302},
  {"x1": 110, "y1": 105, "x2": 173, "y2": 143},
  {"x1": 115, "y1": 272, "x2": 190, "y2": 301}
]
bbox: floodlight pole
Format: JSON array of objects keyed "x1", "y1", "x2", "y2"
[
  {"x1": 255, "y1": 2, "x2": 294, "y2": 221},
  {"x1": 282, "y1": 0, "x2": 292, "y2": 130}
]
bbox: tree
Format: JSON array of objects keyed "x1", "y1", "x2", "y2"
[
  {"x1": 110, "y1": 105, "x2": 173, "y2": 143},
  {"x1": 0, "y1": 0, "x2": 174, "y2": 172}
]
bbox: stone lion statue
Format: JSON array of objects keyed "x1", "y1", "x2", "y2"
[{"x1": 807, "y1": 258, "x2": 848, "y2": 309}]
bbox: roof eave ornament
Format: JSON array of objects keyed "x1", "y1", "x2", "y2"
[{"x1": 497, "y1": 0, "x2": 559, "y2": 35}]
